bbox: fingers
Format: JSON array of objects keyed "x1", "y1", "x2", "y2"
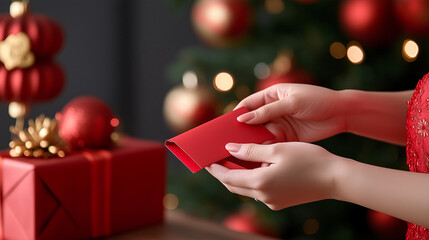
[
  {"x1": 234, "y1": 88, "x2": 272, "y2": 111},
  {"x1": 243, "y1": 100, "x2": 292, "y2": 124},
  {"x1": 263, "y1": 122, "x2": 287, "y2": 143},
  {"x1": 206, "y1": 163, "x2": 257, "y2": 189},
  {"x1": 206, "y1": 163, "x2": 270, "y2": 203},
  {"x1": 226, "y1": 143, "x2": 276, "y2": 163}
]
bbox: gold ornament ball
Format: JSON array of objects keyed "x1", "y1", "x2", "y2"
[{"x1": 164, "y1": 86, "x2": 220, "y2": 133}]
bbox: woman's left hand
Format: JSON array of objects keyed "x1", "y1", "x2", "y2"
[{"x1": 206, "y1": 142, "x2": 344, "y2": 210}]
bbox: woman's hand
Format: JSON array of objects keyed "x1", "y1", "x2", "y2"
[
  {"x1": 235, "y1": 83, "x2": 347, "y2": 143},
  {"x1": 206, "y1": 142, "x2": 344, "y2": 210},
  {"x1": 236, "y1": 83, "x2": 412, "y2": 145}
]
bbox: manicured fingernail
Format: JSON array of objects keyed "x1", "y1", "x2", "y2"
[
  {"x1": 225, "y1": 143, "x2": 240, "y2": 153},
  {"x1": 237, "y1": 112, "x2": 255, "y2": 122}
]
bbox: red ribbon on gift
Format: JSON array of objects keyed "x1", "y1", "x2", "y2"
[{"x1": 82, "y1": 149, "x2": 113, "y2": 238}]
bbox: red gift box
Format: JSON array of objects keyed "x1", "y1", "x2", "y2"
[{"x1": 0, "y1": 137, "x2": 165, "y2": 240}]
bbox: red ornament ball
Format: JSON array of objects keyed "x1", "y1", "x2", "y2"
[
  {"x1": 163, "y1": 85, "x2": 219, "y2": 133},
  {"x1": 394, "y1": 0, "x2": 429, "y2": 37},
  {"x1": 222, "y1": 211, "x2": 277, "y2": 237},
  {"x1": 367, "y1": 210, "x2": 407, "y2": 239},
  {"x1": 222, "y1": 212, "x2": 262, "y2": 235},
  {"x1": 339, "y1": 0, "x2": 397, "y2": 46},
  {"x1": 192, "y1": 0, "x2": 253, "y2": 47},
  {"x1": 256, "y1": 70, "x2": 315, "y2": 92},
  {"x1": 57, "y1": 96, "x2": 116, "y2": 149}
]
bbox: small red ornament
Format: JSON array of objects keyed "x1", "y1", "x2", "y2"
[
  {"x1": 163, "y1": 85, "x2": 219, "y2": 133},
  {"x1": 256, "y1": 70, "x2": 315, "y2": 91},
  {"x1": 57, "y1": 96, "x2": 116, "y2": 149},
  {"x1": 394, "y1": 0, "x2": 429, "y2": 37},
  {"x1": 223, "y1": 212, "x2": 263, "y2": 235},
  {"x1": 222, "y1": 211, "x2": 276, "y2": 237},
  {"x1": 367, "y1": 209, "x2": 407, "y2": 240},
  {"x1": 339, "y1": 0, "x2": 397, "y2": 46},
  {"x1": 192, "y1": 0, "x2": 253, "y2": 47}
]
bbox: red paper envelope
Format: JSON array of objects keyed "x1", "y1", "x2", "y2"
[{"x1": 165, "y1": 107, "x2": 274, "y2": 173}]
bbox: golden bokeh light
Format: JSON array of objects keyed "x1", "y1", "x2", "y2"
[
  {"x1": 272, "y1": 52, "x2": 292, "y2": 74},
  {"x1": 182, "y1": 71, "x2": 198, "y2": 89},
  {"x1": 224, "y1": 101, "x2": 239, "y2": 114},
  {"x1": 163, "y1": 193, "x2": 179, "y2": 210},
  {"x1": 265, "y1": 0, "x2": 285, "y2": 14},
  {"x1": 303, "y1": 218, "x2": 319, "y2": 235},
  {"x1": 403, "y1": 39, "x2": 419, "y2": 62},
  {"x1": 235, "y1": 85, "x2": 251, "y2": 100},
  {"x1": 347, "y1": 44, "x2": 365, "y2": 64},
  {"x1": 214, "y1": 72, "x2": 234, "y2": 92},
  {"x1": 205, "y1": 3, "x2": 229, "y2": 28},
  {"x1": 330, "y1": 42, "x2": 346, "y2": 59}
]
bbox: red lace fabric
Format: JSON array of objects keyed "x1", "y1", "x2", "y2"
[{"x1": 406, "y1": 73, "x2": 429, "y2": 239}]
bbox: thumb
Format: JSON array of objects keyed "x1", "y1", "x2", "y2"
[
  {"x1": 226, "y1": 143, "x2": 275, "y2": 163},
  {"x1": 237, "y1": 100, "x2": 293, "y2": 125}
]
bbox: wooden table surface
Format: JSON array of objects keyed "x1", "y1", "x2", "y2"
[{"x1": 105, "y1": 210, "x2": 278, "y2": 240}]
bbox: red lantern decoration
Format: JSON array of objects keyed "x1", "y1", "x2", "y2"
[
  {"x1": 0, "y1": 1, "x2": 65, "y2": 130},
  {"x1": 0, "y1": 60, "x2": 64, "y2": 102},
  {"x1": 0, "y1": 3, "x2": 63, "y2": 58}
]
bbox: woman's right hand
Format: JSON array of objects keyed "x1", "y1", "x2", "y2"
[{"x1": 236, "y1": 83, "x2": 348, "y2": 143}]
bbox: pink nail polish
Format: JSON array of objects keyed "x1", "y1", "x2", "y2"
[
  {"x1": 225, "y1": 143, "x2": 240, "y2": 153},
  {"x1": 237, "y1": 112, "x2": 255, "y2": 122}
]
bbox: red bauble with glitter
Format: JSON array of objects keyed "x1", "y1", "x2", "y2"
[
  {"x1": 192, "y1": 0, "x2": 253, "y2": 47},
  {"x1": 57, "y1": 96, "x2": 116, "y2": 149},
  {"x1": 367, "y1": 210, "x2": 407, "y2": 240},
  {"x1": 256, "y1": 70, "x2": 315, "y2": 92},
  {"x1": 339, "y1": 0, "x2": 397, "y2": 46},
  {"x1": 394, "y1": 0, "x2": 429, "y2": 37}
]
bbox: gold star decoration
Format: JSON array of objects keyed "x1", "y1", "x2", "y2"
[
  {"x1": 9, "y1": 114, "x2": 67, "y2": 158},
  {"x1": 0, "y1": 32, "x2": 35, "y2": 70}
]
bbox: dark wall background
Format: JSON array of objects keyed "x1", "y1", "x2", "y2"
[{"x1": 0, "y1": 1, "x2": 197, "y2": 147}]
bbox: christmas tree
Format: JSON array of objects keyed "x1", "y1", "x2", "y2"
[{"x1": 164, "y1": 0, "x2": 427, "y2": 239}]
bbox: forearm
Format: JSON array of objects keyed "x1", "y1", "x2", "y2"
[
  {"x1": 333, "y1": 158, "x2": 429, "y2": 228},
  {"x1": 340, "y1": 89, "x2": 413, "y2": 146}
]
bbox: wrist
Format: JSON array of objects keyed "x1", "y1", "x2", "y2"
[
  {"x1": 337, "y1": 89, "x2": 361, "y2": 134},
  {"x1": 329, "y1": 155, "x2": 357, "y2": 202}
]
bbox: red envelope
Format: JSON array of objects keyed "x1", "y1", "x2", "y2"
[{"x1": 165, "y1": 107, "x2": 274, "y2": 173}]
